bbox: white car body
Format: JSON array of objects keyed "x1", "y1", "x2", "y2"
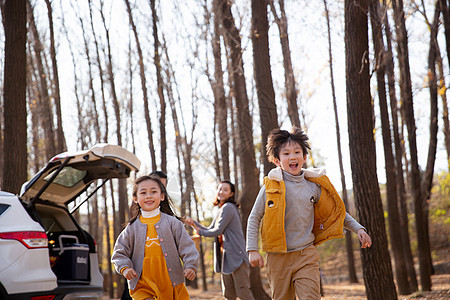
[
  {"x1": 0, "y1": 192, "x2": 57, "y2": 294},
  {"x1": 0, "y1": 144, "x2": 140, "y2": 299}
]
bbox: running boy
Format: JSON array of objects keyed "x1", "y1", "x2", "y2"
[{"x1": 246, "y1": 127, "x2": 371, "y2": 300}]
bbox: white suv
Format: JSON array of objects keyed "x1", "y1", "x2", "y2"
[{"x1": 0, "y1": 144, "x2": 140, "y2": 299}]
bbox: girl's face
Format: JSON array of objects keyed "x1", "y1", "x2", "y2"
[
  {"x1": 133, "y1": 179, "x2": 164, "y2": 212},
  {"x1": 217, "y1": 182, "x2": 234, "y2": 204},
  {"x1": 274, "y1": 141, "x2": 306, "y2": 176}
]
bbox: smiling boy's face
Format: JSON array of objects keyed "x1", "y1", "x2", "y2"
[{"x1": 273, "y1": 140, "x2": 306, "y2": 176}]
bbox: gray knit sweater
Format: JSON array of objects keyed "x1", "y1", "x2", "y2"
[
  {"x1": 194, "y1": 202, "x2": 249, "y2": 274},
  {"x1": 111, "y1": 212, "x2": 199, "y2": 290}
]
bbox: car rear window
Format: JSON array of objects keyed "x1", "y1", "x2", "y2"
[
  {"x1": 44, "y1": 166, "x2": 87, "y2": 188},
  {"x1": 0, "y1": 204, "x2": 10, "y2": 216}
]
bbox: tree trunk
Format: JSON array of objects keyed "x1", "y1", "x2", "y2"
[
  {"x1": 439, "y1": 0, "x2": 450, "y2": 165},
  {"x1": 88, "y1": 0, "x2": 109, "y2": 143},
  {"x1": 392, "y1": 0, "x2": 432, "y2": 290},
  {"x1": 103, "y1": 186, "x2": 114, "y2": 298},
  {"x1": 382, "y1": 1, "x2": 419, "y2": 290},
  {"x1": 149, "y1": 0, "x2": 166, "y2": 173},
  {"x1": 80, "y1": 4, "x2": 101, "y2": 144},
  {"x1": 193, "y1": 190, "x2": 208, "y2": 291},
  {"x1": 44, "y1": 0, "x2": 66, "y2": 153},
  {"x1": 323, "y1": 0, "x2": 358, "y2": 284},
  {"x1": 2, "y1": 0, "x2": 27, "y2": 194},
  {"x1": 124, "y1": 0, "x2": 158, "y2": 172},
  {"x1": 212, "y1": 0, "x2": 230, "y2": 180},
  {"x1": 225, "y1": 49, "x2": 240, "y2": 195},
  {"x1": 252, "y1": 0, "x2": 278, "y2": 176},
  {"x1": 218, "y1": 0, "x2": 269, "y2": 298},
  {"x1": 27, "y1": 49, "x2": 43, "y2": 174},
  {"x1": 345, "y1": 0, "x2": 398, "y2": 299},
  {"x1": 435, "y1": 19, "x2": 450, "y2": 174},
  {"x1": 369, "y1": 0, "x2": 410, "y2": 294},
  {"x1": 99, "y1": 2, "x2": 127, "y2": 246},
  {"x1": 60, "y1": 3, "x2": 87, "y2": 152},
  {"x1": 269, "y1": 0, "x2": 301, "y2": 128},
  {"x1": 183, "y1": 152, "x2": 201, "y2": 289},
  {"x1": 88, "y1": 0, "x2": 108, "y2": 268},
  {"x1": 213, "y1": 116, "x2": 222, "y2": 180},
  {"x1": 27, "y1": 0, "x2": 56, "y2": 161},
  {"x1": 128, "y1": 38, "x2": 137, "y2": 159},
  {"x1": 419, "y1": 0, "x2": 440, "y2": 280}
]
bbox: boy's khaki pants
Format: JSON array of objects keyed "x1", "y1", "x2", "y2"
[{"x1": 267, "y1": 245, "x2": 321, "y2": 300}]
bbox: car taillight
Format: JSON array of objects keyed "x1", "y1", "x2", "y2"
[
  {"x1": 31, "y1": 296, "x2": 56, "y2": 300},
  {"x1": 0, "y1": 231, "x2": 48, "y2": 249}
]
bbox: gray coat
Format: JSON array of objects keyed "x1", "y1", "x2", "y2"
[
  {"x1": 195, "y1": 202, "x2": 249, "y2": 274},
  {"x1": 111, "y1": 213, "x2": 199, "y2": 290}
]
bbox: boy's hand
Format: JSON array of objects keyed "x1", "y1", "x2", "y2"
[
  {"x1": 184, "y1": 268, "x2": 196, "y2": 281},
  {"x1": 123, "y1": 267, "x2": 138, "y2": 280},
  {"x1": 249, "y1": 250, "x2": 265, "y2": 267},
  {"x1": 357, "y1": 229, "x2": 372, "y2": 249}
]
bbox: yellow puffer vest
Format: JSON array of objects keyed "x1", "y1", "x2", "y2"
[{"x1": 261, "y1": 174, "x2": 346, "y2": 253}]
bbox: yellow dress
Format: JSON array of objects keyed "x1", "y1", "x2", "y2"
[{"x1": 130, "y1": 214, "x2": 190, "y2": 300}]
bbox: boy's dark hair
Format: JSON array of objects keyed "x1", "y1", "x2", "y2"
[
  {"x1": 266, "y1": 126, "x2": 311, "y2": 163},
  {"x1": 212, "y1": 180, "x2": 240, "y2": 208},
  {"x1": 128, "y1": 175, "x2": 178, "y2": 225},
  {"x1": 149, "y1": 170, "x2": 167, "y2": 180}
]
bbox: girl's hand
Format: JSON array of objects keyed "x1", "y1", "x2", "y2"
[
  {"x1": 184, "y1": 268, "x2": 196, "y2": 281},
  {"x1": 123, "y1": 267, "x2": 138, "y2": 280},
  {"x1": 358, "y1": 229, "x2": 372, "y2": 249},
  {"x1": 249, "y1": 250, "x2": 265, "y2": 268}
]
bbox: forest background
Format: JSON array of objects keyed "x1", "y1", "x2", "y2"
[{"x1": 1, "y1": 0, "x2": 449, "y2": 299}]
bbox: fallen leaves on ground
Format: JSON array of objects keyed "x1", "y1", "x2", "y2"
[{"x1": 187, "y1": 274, "x2": 450, "y2": 299}]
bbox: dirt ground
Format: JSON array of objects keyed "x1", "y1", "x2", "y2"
[
  {"x1": 186, "y1": 273, "x2": 449, "y2": 299},
  {"x1": 321, "y1": 274, "x2": 450, "y2": 300},
  {"x1": 187, "y1": 247, "x2": 450, "y2": 300},
  {"x1": 107, "y1": 253, "x2": 449, "y2": 299}
]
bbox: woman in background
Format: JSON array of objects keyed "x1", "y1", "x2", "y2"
[{"x1": 185, "y1": 180, "x2": 254, "y2": 300}]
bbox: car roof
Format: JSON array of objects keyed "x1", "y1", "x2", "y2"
[{"x1": 20, "y1": 144, "x2": 141, "y2": 206}]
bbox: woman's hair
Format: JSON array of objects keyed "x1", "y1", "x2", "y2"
[
  {"x1": 128, "y1": 175, "x2": 178, "y2": 225},
  {"x1": 212, "y1": 180, "x2": 239, "y2": 207},
  {"x1": 266, "y1": 126, "x2": 311, "y2": 163}
]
